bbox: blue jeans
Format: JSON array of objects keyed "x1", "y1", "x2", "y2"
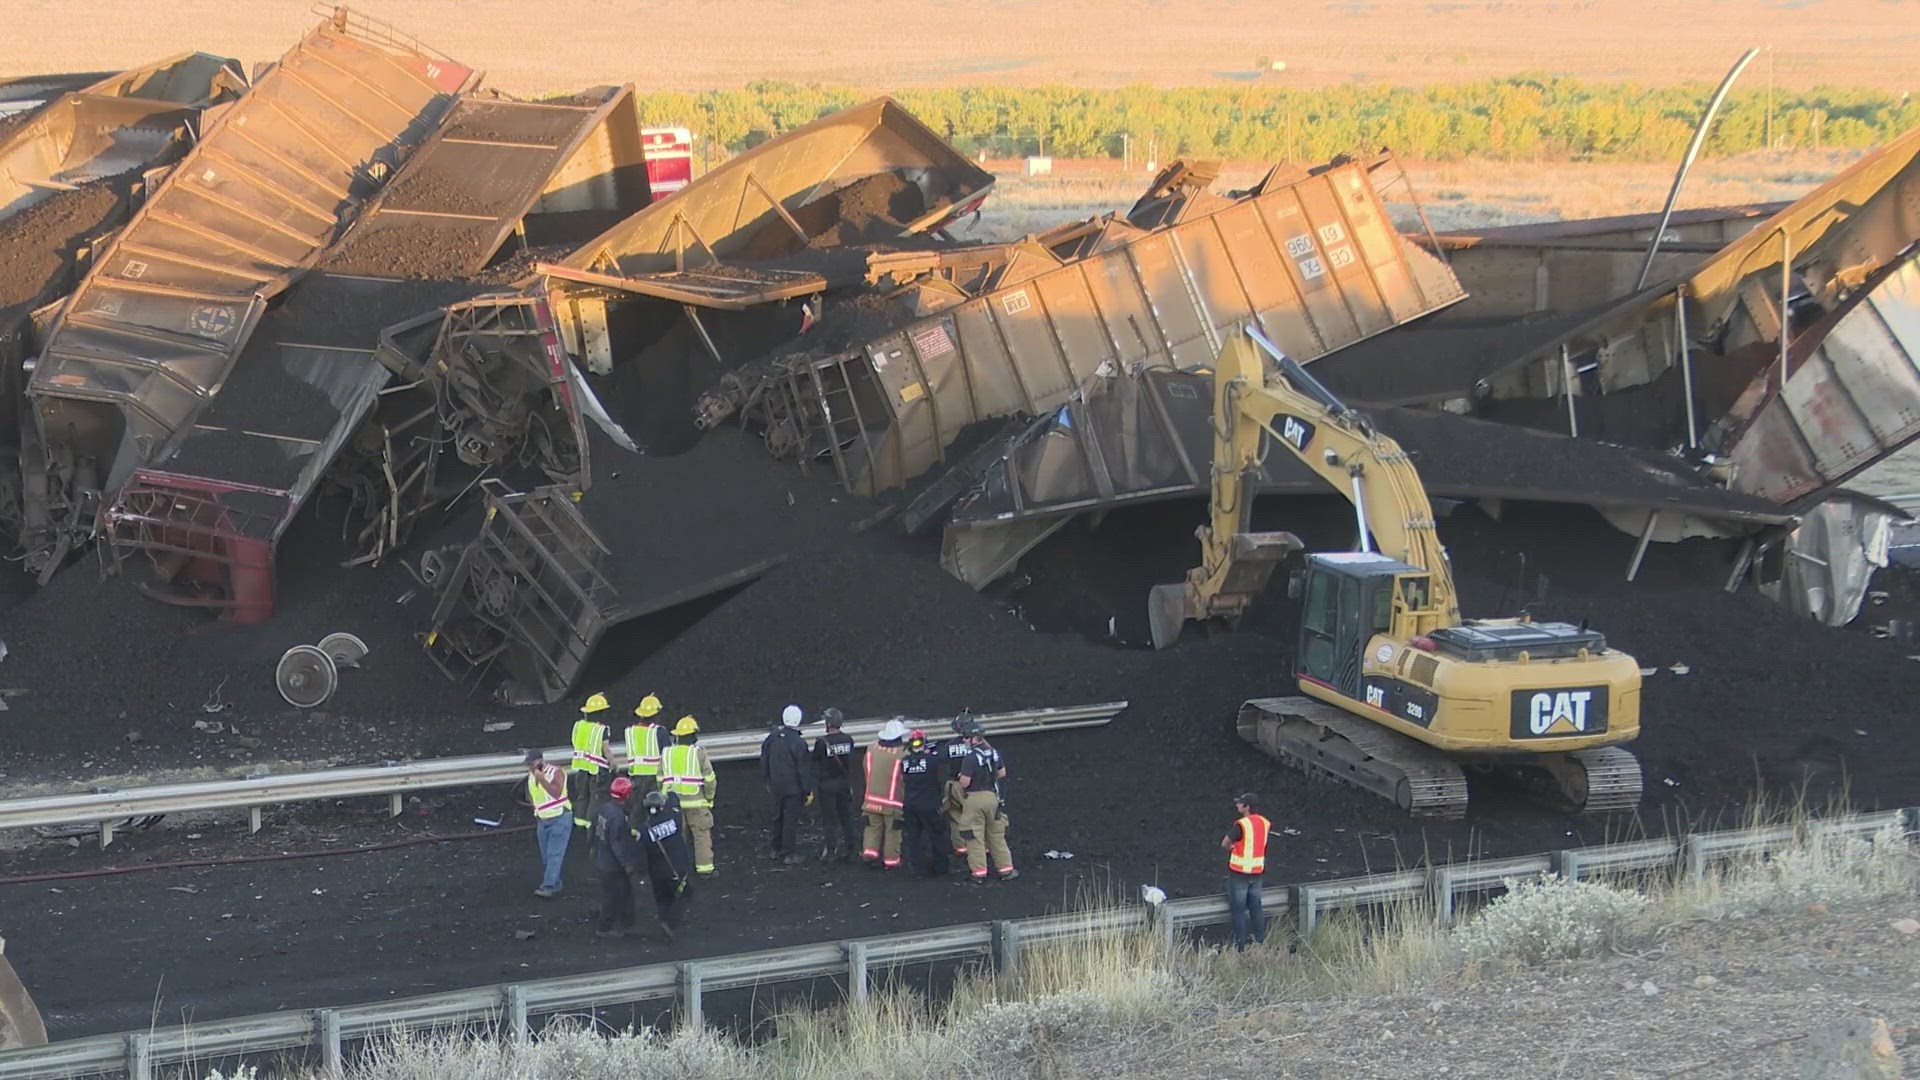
[
  {"x1": 1226, "y1": 875, "x2": 1266, "y2": 950},
  {"x1": 536, "y1": 816, "x2": 571, "y2": 891}
]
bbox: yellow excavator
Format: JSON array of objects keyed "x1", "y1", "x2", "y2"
[
  {"x1": 1149, "y1": 324, "x2": 1643, "y2": 817},
  {"x1": 0, "y1": 934, "x2": 47, "y2": 1050}
]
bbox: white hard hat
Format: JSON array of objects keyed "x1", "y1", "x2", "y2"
[
  {"x1": 880, "y1": 719, "x2": 907, "y2": 742},
  {"x1": 781, "y1": 704, "x2": 803, "y2": 727}
]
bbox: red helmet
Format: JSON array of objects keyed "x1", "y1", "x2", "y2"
[{"x1": 609, "y1": 776, "x2": 634, "y2": 801}]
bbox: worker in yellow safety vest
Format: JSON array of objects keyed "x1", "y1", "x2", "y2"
[
  {"x1": 626, "y1": 693, "x2": 665, "y2": 796},
  {"x1": 661, "y1": 716, "x2": 718, "y2": 875},
  {"x1": 569, "y1": 693, "x2": 614, "y2": 827},
  {"x1": 525, "y1": 749, "x2": 571, "y2": 898}
]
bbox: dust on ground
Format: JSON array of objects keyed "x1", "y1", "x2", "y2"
[{"x1": 1089, "y1": 900, "x2": 1920, "y2": 1080}]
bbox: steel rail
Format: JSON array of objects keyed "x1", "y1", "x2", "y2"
[
  {"x1": 0, "y1": 808, "x2": 1910, "y2": 1080},
  {"x1": 0, "y1": 702, "x2": 1127, "y2": 842}
]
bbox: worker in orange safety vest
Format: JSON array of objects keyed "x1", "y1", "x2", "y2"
[{"x1": 1220, "y1": 791, "x2": 1271, "y2": 951}]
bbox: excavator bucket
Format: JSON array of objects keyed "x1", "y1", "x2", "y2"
[
  {"x1": 1150, "y1": 531, "x2": 1302, "y2": 649},
  {"x1": 0, "y1": 937, "x2": 47, "y2": 1050},
  {"x1": 1148, "y1": 582, "x2": 1191, "y2": 651}
]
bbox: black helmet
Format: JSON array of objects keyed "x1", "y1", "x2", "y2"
[
  {"x1": 958, "y1": 717, "x2": 986, "y2": 739},
  {"x1": 823, "y1": 706, "x2": 845, "y2": 728},
  {"x1": 643, "y1": 790, "x2": 668, "y2": 809},
  {"x1": 950, "y1": 709, "x2": 975, "y2": 735}
]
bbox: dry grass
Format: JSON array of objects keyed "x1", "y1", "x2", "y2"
[{"x1": 2, "y1": 1, "x2": 1916, "y2": 93}]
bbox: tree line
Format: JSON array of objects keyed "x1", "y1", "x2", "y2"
[{"x1": 623, "y1": 79, "x2": 1919, "y2": 163}]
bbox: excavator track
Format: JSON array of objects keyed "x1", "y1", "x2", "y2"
[
  {"x1": 1238, "y1": 696, "x2": 1469, "y2": 818},
  {"x1": 1560, "y1": 746, "x2": 1644, "y2": 814}
]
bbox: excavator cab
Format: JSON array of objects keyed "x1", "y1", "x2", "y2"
[{"x1": 1295, "y1": 552, "x2": 1420, "y2": 699}]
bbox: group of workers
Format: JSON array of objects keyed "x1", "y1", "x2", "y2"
[
  {"x1": 524, "y1": 694, "x2": 1023, "y2": 938},
  {"x1": 762, "y1": 706, "x2": 1018, "y2": 882},
  {"x1": 527, "y1": 693, "x2": 1278, "y2": 951}
]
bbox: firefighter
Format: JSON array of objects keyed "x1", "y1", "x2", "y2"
[
  {"x1": 661, "y1": 716, "x2": 718, "y2": 875},
  {"x1": 637, "y1": 789, "x2": 693, "y2": 938},
  {"x1": 811, "y1": 706, "x2": 860, "y2": 861},
  {"x1": 590, "y1": 776, "x2": 644, "y2": 937},
  {"x1": 899, "y1": 729, "x2": 949, "y2": 877},
  {"x1": 569, "y1": 693, "x2": 614, "y2": 828},
  {"x1": 1221, "y1": 792, "x2": 1271, "y2": 951},
  {"x1": 860, "y1": 719, "x2": 908, "y2": 869},
  {"x1": 625, "y1": 693, "x2": 665, "y2": 796},
  {"x1": 937, "y1": 711, "x2": 977, "y2": 868},
  {"x1": 760, "y1": 704, "x2": 815, "y2": 864},
  {"x1": 956, "y1": 718, "x2": 1017, "y2": 882},
  {"x1": 524, "y1": 749, "x2": 570, "y2": 898}
]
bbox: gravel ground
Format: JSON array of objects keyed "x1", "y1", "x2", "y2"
[{"x1": 1088, "y1": 901, "x2": 1920, "y2": 1079}]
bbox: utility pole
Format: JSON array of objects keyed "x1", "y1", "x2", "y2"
[
  {"x1": 1764, "y1": 45, "x2": 1775, "y2": 151},
  {"x1": 1121, "y1": 132, "x2": 1132, "y2": 172}
]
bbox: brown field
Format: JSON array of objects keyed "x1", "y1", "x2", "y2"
[
  {"x1": 2, "y1": 0, "x2": 1916, "y2": 92},
  {"x1": 973, "y1": 150, "x2": 1854, "y2": 239}
]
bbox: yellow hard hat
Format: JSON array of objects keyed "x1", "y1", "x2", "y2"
[
  {"x1": 582, "y1": 692, "x2": 610, "y2": 714},
  {"x1": 672, "y1": 715, "x2": 700, "y2": 737},
  {"x1": 635, "y1": 693, "x2": 663, "y2": 718}
]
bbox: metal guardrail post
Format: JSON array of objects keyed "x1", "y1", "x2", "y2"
[
  {"x1": 317, "y1": 1008, "x2": 342, "y2": 1077},
  {"x1": 503, "y1": 985, "x2": 529, "y2": 1044},
  {"x1": 678, "y1": 963, "x2": 703, "y2": 1030},
  {"x1": 990, "y1": 921, "x2": 1020, "y2": 974},
  {"x1": 249, "y1": 806, "x2": 264, "y2": 835},
  {"x1": 123, "y1": 1033, "x2": 151, "y2": 1080},
  {"x1": 845, "y1": 942, "x2": 869, "y2": 1006}
]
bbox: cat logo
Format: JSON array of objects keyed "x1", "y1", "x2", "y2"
[
  {"x1": 1510, "y1": 686, "x2": 1608, "y2": 739},
  {"x1": 1529, "y1": 690, "x2": 1592, "y2": 734},
  {"x1": 1278, "y1": 414, "x2": 1315, "y2": 452},
  {"x1": 1364, "y1": 685, "x2": 1385, "y2": 709}
]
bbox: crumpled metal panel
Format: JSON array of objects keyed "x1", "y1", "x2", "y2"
[
  {"x1": 940, "y1": 368, "x2": 1795, "y2": 588},
  {"x1": 837, "y1": 153, "x2": 1466, "y2": 493},
  {"x1": 559, "y1": 97, "x2": 993, "y2": 281},
  {"x1": 0, "y1": 53, "x2": 245, "y2": 221},
  {"x1": 1726, "y1": 250, "x2": 1920, "y2": 505},
  {"x1": 28, "y1": 17, "x2": 475, "y2": 495}
]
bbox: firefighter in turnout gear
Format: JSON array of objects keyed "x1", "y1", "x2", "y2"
[
  {"x1": 569, "y1": 693, "x2": 613, "y2": 827},
  {"x1": 937, "y1": 712, "x2": 977, "y2": 867},
  {"x1": 638, "y1": 789, "x2": 693, "y2": 938},
  {"x1": 1221, "y1": 792, "x2": 1271, "y2": 950},
  {"x1": 661, "y1": 716, "x2": 718, "y2": 875},
  {"x1": 811, "y1": 707, "x2": 861, "y2": 861},
  {"x1": 861, "y1": 719, "x2": 908, "y2": 868},
  {"x1": 956, "y1": 717, "x2": 1017, "y2": 881},
  {"x1": 524, "y1": 749, "x2": 570, "y2": 898},
  {"x1": 625, "y1": 693, "x2": 665, "y2": 796},
  {"x1": 899, "y1": 729, "x2": 950, "y2": 876}
]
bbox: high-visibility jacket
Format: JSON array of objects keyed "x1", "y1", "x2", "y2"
[
  {"x1": 625, "y1": 721, "x2": 662, "y2": 777},
  {"x1": 527, "y1": 767, "x2": 570, "y2": 820},
  {"x1": 862, "y1": 742, "x2": 905, "y2": 813},
  {"x1": 662, "y1": 743, "x2": 715, "y2": 809},
  {"x1": 571, "y1": 718, "x2": 610, "y2": 774},
  {"x1": 1228, "y1": 813, "x2": 1271, "y2": 875}
]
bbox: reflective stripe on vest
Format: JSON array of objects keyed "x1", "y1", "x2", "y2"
[
  {"x1": 662, "y1": 744, "x2": 709, "y2": 808},
  {"x1": 626, "y1": 723, "x2": 661, "y2": 776},
  {"x1": 1229, "y1": 813, "x2": 1270, "y2": 875},
  {"x1": 571, "y1": 719, "x2": 609, "y2": 772},
  {"x1": 528, "y1": 769, "x2": 570, "y2": 819},
  {"x1": 863, "y1": 745, "x2": 904, "y2": 810}
]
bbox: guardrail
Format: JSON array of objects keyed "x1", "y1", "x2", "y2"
[
  {"x1": 0, "y1": 703, "x2": 1126, "y2": 847},
  {"x1": 2, "y1": 807, "x2": 1910, "y2": 1080}
]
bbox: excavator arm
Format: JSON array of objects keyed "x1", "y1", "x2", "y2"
[{"x1": 1149, "y1": 324, "x2": 1460, "y2": 648}]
